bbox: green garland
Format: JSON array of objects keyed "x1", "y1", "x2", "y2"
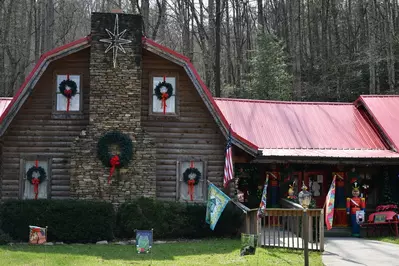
[
  {"x1": 97, "y1": 131, "x2": 133, "y2": 168},
  {"x1": 183, "y1": 168, "x2": 201, "y2": 185},
  {"x1": 58, "y1": 79, "x2": 77, "y2": 98},
  {"x1": 154, "y1": 81, "x2": 173, "y2": 100},
  {"x1": 26, "y1": 166, "x2": 46, "y2": 184}
]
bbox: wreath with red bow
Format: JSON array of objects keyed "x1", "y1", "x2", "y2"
[
  {"x1": 26, "y1": 166, "x2": 46, "y2": 200},
  {"x1": 154, "y1": 80, "x2": 174, "y2": 114},
  {"x1": 97, "y1": 131, "x2": 133, "y2": 184},
  {"x1": 183, "y1": 168, "x2": 201, "y2": 201},
  {"x1": 58, "y1": 79, "x2": 77, "y2": 111}
]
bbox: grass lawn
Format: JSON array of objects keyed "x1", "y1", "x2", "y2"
[
  {"x1": 370, "y1": 237, "x2": 399, "y2": 245},
  {"x1": 0, "y1": 239, "x2": 323, "y2": 266}
]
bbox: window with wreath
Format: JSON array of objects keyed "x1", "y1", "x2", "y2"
[
  {"x1": 177, "y1": 161, "x2": 206, "y2": 201},
  {"x1": 151, "y1": 76, "x2": 176, "y2": 114},
  {"x1": 56, "y1": 74, "x2": 81, "y2": 112},
  {"x1": 23, "y1": 159, "x2": 49, "y2": 200}
]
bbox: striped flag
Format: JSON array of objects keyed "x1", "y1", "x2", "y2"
[
  {"x1": 325, "y1": 175, "x2": 337, "y2": 230},
  {"x1": 257, "y1": 177, "x2": 269, "y2": 219},
  {"x1": 223, "y1": 127, "x2": 234, "y2": 188}
]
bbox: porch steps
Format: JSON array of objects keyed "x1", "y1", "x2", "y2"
[{"x1": 324, "y1": 226, "x2": 351, "y2": 237}]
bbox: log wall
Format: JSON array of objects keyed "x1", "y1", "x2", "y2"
[
  {"x1": 141, "y1": 50, "x2": 226, "y2": 200},
  {"x1": 1, "y1": 48, "x2": 90, "y2": 200}
]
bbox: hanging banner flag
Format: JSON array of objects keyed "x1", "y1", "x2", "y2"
[
  {"x1": 257, "y1": 176, "x2": 269, "y2": 219},
  {"x1": 325, "y1": 175, "x2": 337, "y2": 230},
  {"x1": 29, "y1": 225, "x2": 47, "y2": 244},
  {"x1": 206, "y1": 183, "x2": 231, "y2": 230}
]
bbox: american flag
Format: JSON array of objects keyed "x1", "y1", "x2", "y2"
[{"x1": 223, "y1": 127, "x2": 234, "y2": 188}]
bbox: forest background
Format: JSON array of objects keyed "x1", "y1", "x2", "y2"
[{"x1": 1, "y1": 0, "x2": 398, "y2": 102}]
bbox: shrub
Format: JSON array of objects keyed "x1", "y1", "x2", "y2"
[
  {"x1": 116, "y1": 197, "x2": 244, "y2": 239},
  {"x1": 0, "y1": 200, "x2": 115, "y2": 243}
]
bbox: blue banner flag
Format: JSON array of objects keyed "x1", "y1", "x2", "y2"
[{"x1": 206, "y1": 183, "x2": 231, "y2": 230}]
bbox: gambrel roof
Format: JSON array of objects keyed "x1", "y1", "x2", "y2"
[{"x1": 0, "y1": 36, "x2": 258, "y2": 156}]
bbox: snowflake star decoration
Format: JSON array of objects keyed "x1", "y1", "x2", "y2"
[{"x1": 99, "y1": 14, "x2": 132, "y2": 68}]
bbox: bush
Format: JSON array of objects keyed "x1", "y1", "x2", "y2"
[
  {"x1": 116, "y1": 197, "x2": 244, "y2": 239},
  {"x1": 0, "y1": 200, "x2": 115, "y2": 243}
]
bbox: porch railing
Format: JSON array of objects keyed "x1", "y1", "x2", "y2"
[{"x1": 243, "y1": 201, "x2": 324, "y2": 251}]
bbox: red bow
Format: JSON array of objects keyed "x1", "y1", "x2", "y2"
[
  {"x1": 188, "y1": 179, "x2": 195, "y2": 201},
  {"x1": 64, "y1": 89, "x2": 72, "y2": 112},
  {"x1": 161, "y1": 93, "x2": 168, "y2": 114},
  {"x1": 32, "y1": 178, "x2": 40, "y2": 200},
  {"x1": 108, "y1": 155, "x2": 120, "y2": 184}
]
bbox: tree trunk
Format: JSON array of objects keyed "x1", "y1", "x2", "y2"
[
  {"x1": 215, "y1": 0, "x2": 221, "y2": 97},
  {"x1": 368, "y1": 0, "x2": 376, "y2": 94}
]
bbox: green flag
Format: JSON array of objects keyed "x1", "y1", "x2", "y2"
[{"x1": 206, "y1": 183, "x2": 231, "y2": 230}]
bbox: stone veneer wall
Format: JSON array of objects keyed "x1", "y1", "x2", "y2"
[{"x1": 70, "y1": 12, "x2": 156, "y2": 203}]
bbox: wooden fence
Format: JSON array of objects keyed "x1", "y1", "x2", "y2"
[{"x1": 243, "y1": 206, "x2": 324, "y2": 252}]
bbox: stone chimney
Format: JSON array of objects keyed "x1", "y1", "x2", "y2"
[{"x1": 70, "y1": 12, "x2": 156, "y2": 203}]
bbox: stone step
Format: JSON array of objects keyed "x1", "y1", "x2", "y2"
[{"x1": 324, "y1": 226, "x2": 352, "y2": 237}]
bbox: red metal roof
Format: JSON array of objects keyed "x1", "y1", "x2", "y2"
[
  {"x1": 0, "y1": 98, "x2": 12, "y2": 118},
  {"x1": 358, "y1": 95, "x2": 399, "y2": 151},
  {"x1": 215, "y1": 98, "x2": 394, "y2": 157}
]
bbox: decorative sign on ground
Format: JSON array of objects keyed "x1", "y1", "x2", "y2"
[
  {"x1": 136, "y1": 230, "x2": 153, "y2": 254},
  {"x1": 374, "y1": 214, "x2": 386, "y2": 223},
  {"x1": 240, "y1": 233, "x2": 258, "y2": 256},
  {"x1": 29, "y1": 225, "x2": 47, "y2": 244}
]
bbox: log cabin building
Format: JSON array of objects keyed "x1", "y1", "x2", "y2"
[{"x1": 0, "y1": 11, "x2": 399, "y2": 230}]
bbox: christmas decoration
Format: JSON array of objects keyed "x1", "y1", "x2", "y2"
[
  {"x1": 346, "y1": 182, "x2": 365, "y2": 237},
  {"x1": 183, "y1": 165, "x2": 201, "y2": 201},
  {"x1": 154, "y1": 77, "x2": 174, "y2": 114},
  {"x1": 99, "y1": 14, "x2": 132, "y2": 68},
  {"x1": 287, "y1": 183, "x2": 297, "y2": 200},
  {"x1": 97, "y1": 131, "x2": 133, "y2": 184},
  {"x1": 26, "y1": 161, "x2": 46, "y2": 200},
  {"x1": 58, "y1": 75, "x2": 77, "y2": 112}
]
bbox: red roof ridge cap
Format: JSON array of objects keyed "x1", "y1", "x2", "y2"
[
  {"x1": 214, "y1": 97, "x2": 352, "y2": 105},
  {"x1": 142, "y1": 37, "x2": 191, "y2": 63},
  {"x1": 360, "y1": 94, "x2": 399, "y2": 98}
]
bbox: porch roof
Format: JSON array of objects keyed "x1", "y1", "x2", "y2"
[{"x1": 215, "y1": 98, "x2": 397, "y2": 159}]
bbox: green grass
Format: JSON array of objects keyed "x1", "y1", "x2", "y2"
[
  {"x1": 370, "y1": 237, "x2": 399, "y2": 245},
  {"x1": 0, "y1": 239, "x2": 323, "y2": 266}
]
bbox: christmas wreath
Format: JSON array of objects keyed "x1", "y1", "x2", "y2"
[
  {"x1": 154, "y1": 80, "x2": 174, "y2": 114},
  {"x1": 26, "y1": 165, "x2": 46, "y2": 200},
  {"x1": 97, "y1": 131, "x2": 133, "y2": 184},
  {"x1": 183, "y1": 167, "x2": 201, "y2": 201},
  {"x1": 58, "y1": 78, "x2": 77, "y2": 112}
]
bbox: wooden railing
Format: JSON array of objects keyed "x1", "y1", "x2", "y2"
[{"x1": 242, "y1": 203, "x2": 324, "y2": 251}]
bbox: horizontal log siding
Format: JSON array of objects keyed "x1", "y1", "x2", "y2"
[
  {"x1": 1, "y1": 49, "x2": 90, "y2": 200},
  {"x1": 142, "y1": 51, "x2": 226, "y2": 200}
]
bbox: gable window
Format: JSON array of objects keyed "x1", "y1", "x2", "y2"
[
  {"x1": 22, "y1": 159, "x2": 50, "y2": 199},
  {"x1": 151, "y1": 75, "x2": 177, "y2": 114},
  {"x1": 177, "y1": 160, "x2": 207, "y2": 202},
  {"x1": 55, "y1": 74, "x2": 81, "y2": 112}
]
